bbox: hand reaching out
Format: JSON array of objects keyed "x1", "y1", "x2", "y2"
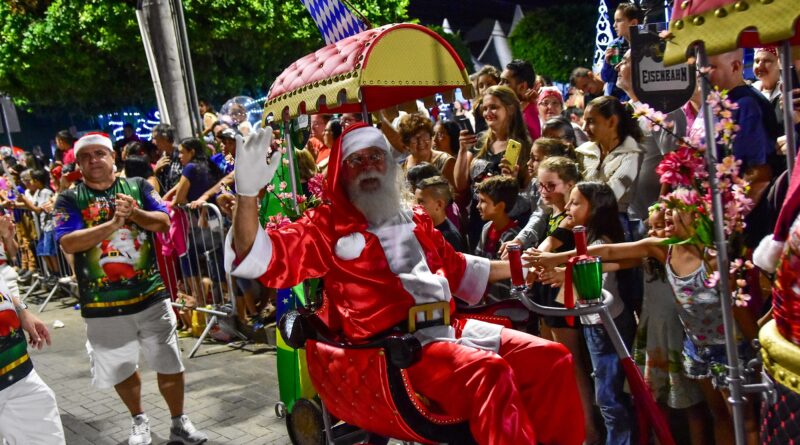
[
  {"x1": 498, "y1": 239, "x2": 522, "y2": 260},
  {"x1": 522, "y1": 248, "x2": 561, "y2": 269},
  {"x1": 539, "y1": 266, "x2": 565, "y2": 287}
]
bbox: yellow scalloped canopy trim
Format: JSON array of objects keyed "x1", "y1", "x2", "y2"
[
  {"x1": 263, "y1": 27, "x2": 472, "y2": 120},
  {"x1": 359, "y1": 28, "x2": 471, "y2": 88},
  {"x1": 263, "y1": 72, "x2": 361, "y2": 120},
  {"x1": 760, "y1": 320, "x2": 800, "y2": 395},
  {"x1": 664, "y1": 0, "x2": 800, "y2": 66}
]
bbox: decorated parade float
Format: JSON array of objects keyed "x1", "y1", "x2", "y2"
[{"x1": 256, "y1": 0, "x2": 800, "y2": 442}]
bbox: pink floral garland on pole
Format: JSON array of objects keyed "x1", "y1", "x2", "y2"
[{"x1": 635, "y1": 89, "x2": 754, "y2": 307}]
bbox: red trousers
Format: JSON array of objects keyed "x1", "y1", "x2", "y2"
[{"x1": 407, "y1": 328, "x2": 585, "y2": 445}]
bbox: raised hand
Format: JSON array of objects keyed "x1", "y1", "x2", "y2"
[{"x1": 234, "y1": 126, "x2": 281, "y2": 197}]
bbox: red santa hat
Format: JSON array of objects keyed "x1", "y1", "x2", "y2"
[
  {"x1": 754, "y1": 157, "x2": 800, "y2": 272},
  {"x1": 325, "y1": 122, "x2": 390, "y2": 236},
  {"x1": 74, "y1": 132, "x2": 113, "y2": 157}
]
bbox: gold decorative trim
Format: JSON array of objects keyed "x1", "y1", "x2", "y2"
[
  {"x1": 664, "y1": 0, "x2": 800, "y2": 66},
  {"x1": 0, "y1": 354, "x2": 29, "y2": 375},
  {"x1": 83, "y1": 287, "x2": 165, "y2": 309},
  {"x1": 759, "y1": 320, "x2": 800, "y2": 395}
]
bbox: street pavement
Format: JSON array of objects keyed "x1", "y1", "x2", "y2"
[{"x1": 22, "y1": 288, "x2": 292, "y2": 445}]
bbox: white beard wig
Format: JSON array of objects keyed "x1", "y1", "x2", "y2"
[{"x1": 347, "y1": 160, "x2": 409, "y2": 226}]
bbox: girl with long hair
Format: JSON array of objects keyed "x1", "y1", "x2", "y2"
[{"x1": 453, "y1": 85, "x2": 532, "y2": 249}]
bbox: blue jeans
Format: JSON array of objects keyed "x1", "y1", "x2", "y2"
[{"x1": 583, "y1": 308, "x2": 637, "y2": 445}]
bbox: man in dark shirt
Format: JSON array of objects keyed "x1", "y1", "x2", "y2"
[
  {"x1": 152, "y1": 124, "x2": 182, "y2": 195},
  {"x1": 500, "y1": 60, "x2": 541, "y2": 140},
  {"x1": 570, "y1": 67, "x2": 606, "y2": 104},
  {"x1": 695, "y1": 49, "x2": 780, "y2": 248},
  {"x1": 55, "y1": 133, "x2": 207, "y2": 445}
]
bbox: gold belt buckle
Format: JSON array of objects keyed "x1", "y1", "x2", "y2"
[{"x1": 407, "y1": 301, "x2": 450, "y2": 333}]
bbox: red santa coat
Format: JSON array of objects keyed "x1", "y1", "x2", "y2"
[
  {"x1": 225, "y1": 123, "x2": 584, "y2": 444},
  {"x1": 228, "y1": 203, "x2": 490, "y2": 342}
]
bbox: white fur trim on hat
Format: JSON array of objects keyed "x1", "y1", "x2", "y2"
[
  {"x1": 74, "y1": 133, "x2": 113, "y2": 157},
  {"x1": 341, "y1": 126, "x2": 390, "y2": 162},
  {"x1": 752, "y1": 234, "x2": 785, "y2": 274}
]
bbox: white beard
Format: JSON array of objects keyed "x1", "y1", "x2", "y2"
[{"x1": 347, "y1": 161, "x2": 408, "y2": 226}]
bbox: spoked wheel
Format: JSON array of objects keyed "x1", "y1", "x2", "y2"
[{"x1": 286, "y1": 398, "x2": 326, "y2": 445}]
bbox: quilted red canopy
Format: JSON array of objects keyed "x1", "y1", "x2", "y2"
[{"x1": 263, "y1": 23, "x2": 473, "y2": 121}]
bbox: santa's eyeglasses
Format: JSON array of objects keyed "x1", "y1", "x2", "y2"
[{"x1": 344, "y1": 151, "x2": 385, "y2": 168}]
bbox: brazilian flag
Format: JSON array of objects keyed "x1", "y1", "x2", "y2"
[{"x1": 275, "y1": 285, "x2": 317, "y2": 412}]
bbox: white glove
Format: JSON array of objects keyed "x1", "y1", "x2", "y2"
[{"x1": 234, "y1": 126, "x2": 281, "y2": 197}]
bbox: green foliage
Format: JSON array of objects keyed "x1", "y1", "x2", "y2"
[
  {"x1": 509, "y1": 4, "x2": 595, "y2": 83},
  {"x1": 0, "y1": 0, "x2": 409, "y2": 114},
  {"x1": 428, "y1": 25, "x2": 473, "y2": 75}
]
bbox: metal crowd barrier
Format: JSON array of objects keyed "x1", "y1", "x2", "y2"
[
  {"x1": 13, "y1": 208, "x2": 78, "y2": 311},
  {"x1": 162, "y1": 203, "x2": 247, "y2": 358}
]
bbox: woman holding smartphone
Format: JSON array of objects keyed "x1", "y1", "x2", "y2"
[{"x1": 453, "y1": 85, "x2": 532, "y2": 250}]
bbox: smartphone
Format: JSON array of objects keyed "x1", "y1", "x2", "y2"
[
  {"x1": 455, "y1": 115, "x2": 474, "y2": 134},
  {"x1": 790, "y1": 65, "x2": 799, "y2": 90},
  {"x1": 504, "y1": 139, "x2": 522, "y2": 166}
]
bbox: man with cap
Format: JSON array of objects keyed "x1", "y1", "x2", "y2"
[
  {"x1": 226, "y1": 123, "x2": 584, "y2": 444},
  {"x1": 53, "y1": 133, "x2": 207, "y2": 445}
]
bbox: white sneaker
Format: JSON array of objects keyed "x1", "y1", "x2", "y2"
[
  {"x1": 128, "y1": 414, "x2": 151, "y2": 445},
  {"x1": 169, "y1": 415, "x2": 208, "y2": 444}
]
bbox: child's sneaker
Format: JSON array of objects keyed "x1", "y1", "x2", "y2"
[
  {"x1": 128, "y1": 413, "x2": 151, "y2": 445},
  {"x1": 169, "y1": 414, "x2": 208, "y2": 444}
]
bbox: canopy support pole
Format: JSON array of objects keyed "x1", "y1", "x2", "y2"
[
  {"x1": 779, "y1": 40, "x2": 796, "y2": 175},
  {"x1": 361, "y1": 94, "x2": 371, "y2": 125},
  {"x1": 283, "y1": 120, "x2": 300, "y2": 214},
  {"x1": 696, "y1": 42, "x2": 747, "y2": 445}
]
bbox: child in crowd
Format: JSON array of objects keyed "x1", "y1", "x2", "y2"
[
  {"x1": 414, "y1": 176, "x2": 465, "y2": 253},
  {"x1": 474, "y1": 175, "x2": 519, "y2": 259},
  {"x1": 22, "y1": 169, "x2": 59, "y2": 278},
  {"x1": 523, "y1": 156, "x2": 601, "y2": 443},
  {"x1": 501, "y1": 138, "x2": 574, "y2": 254},
  {"x1": 529, "y1": 193, "x2": 760, "y2": 445},
  {"x1": 561, "y1": 182, "x2": 637, "y2": 445},
  {"x1": 406, "y1": 162, "x2": 462, "y2": 231},
  {"x1": 7, "y1": 168, "x2": 37, "y2": 282},
  {"x1": 474, "y1": 175, "x2": 519, "y2": 300},
  {"x1": 635, "y1": 208, "x2": 706, "y2": 444}
]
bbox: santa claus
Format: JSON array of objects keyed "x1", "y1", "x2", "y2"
[
  {"x1": 225, "y1": 123, "x2": 584, "y2": 444},
  {"x1": 98, "y1": 227, "x2": 144, "y2": 282}
]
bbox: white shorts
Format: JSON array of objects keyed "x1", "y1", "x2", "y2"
[
  {"x1": 85, "y1": 299, "x2": 184, "y2": 389},
  {"x1": 0, "y1": 369, "x2": 65, "y2": 445}
]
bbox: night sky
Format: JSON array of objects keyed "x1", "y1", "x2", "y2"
[{"x1": 408, "y1": 0, "x2": 592, "y2": 33}]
